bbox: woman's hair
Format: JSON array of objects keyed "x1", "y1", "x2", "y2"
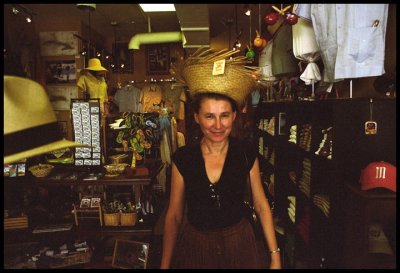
[{"x1": 191, "y1": 92, "x2": 238, "y2": 114}]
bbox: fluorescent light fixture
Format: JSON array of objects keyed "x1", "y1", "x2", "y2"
[{"x1": 139, "y1": 4, "x2": 175, "y2": 12}]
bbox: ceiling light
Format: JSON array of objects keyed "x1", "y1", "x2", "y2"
[
  {"x1": 139, "y1": 4, "x2": 175, "y2": 12},
  {"x1": 26, "y1": 16, "x2": 32, "y2": 23}
]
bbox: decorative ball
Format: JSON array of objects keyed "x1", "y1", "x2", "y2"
[
  {"x1": 285, "y1": 12, "x2": 298, "y2": 25},
  {"x1": 265, "y1": 12, "x2": 279, "y2": 25},
  {"x1": 246, "y1": 49, "x2": 256, "y2": 59}
]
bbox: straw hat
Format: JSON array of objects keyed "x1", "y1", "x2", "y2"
[
  {"x1": 4, "y1": 75, "x2": 89, "y2": 164},
  {"x1": 175, "y1": 48, "x2": 259, "y2": 108},
  {"x1": 86, "y1": 58, "x2": 107, "y2": 71}
]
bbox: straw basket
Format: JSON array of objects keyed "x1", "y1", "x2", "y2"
[
  {"x1": 183, "y1": 63, "x2": 256, "y2": 107},
  {"x1": 29, "y1": 164, "x2": 54, "y2": 177},
  {"x1": 49, "y1": 251, "x2": 92, "y2": 268},
  {"x1": 120, "y1": 212, "x2": 137, "y2": 226},
  {"x1": 176, "y1": 48, "x2": 258, "y2": 108},
  {"x1": 103, "y1": 212, "x2": 120, "y2": 226}
]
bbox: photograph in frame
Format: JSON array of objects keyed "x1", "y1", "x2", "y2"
[
  {"x1": 90, "y1": 197, "x2": 101, "y2": 208},
  {"x1": 80, "y1": 197, "x2": 91, "y2": 209},
  {"x1": 45, "y1": 60, "x2": 76, "y2": 84},
  {"x1": 112, "y1": 239, "x2": 150, "y2": 269},
  {"x1": 145, "y1": 44, "x2": 170, "y2": 75}
]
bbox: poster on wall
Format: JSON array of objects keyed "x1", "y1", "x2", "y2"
[
  {"x1": 45, "y1": 60, "x2": 76, "y2": 84},
  {"x1": 145, "y1": 44, "x2": 170, "y2": 75},
  {"x1": 39, "y1": 31, "x2": 79, "y2": 56},
  {"x1": 47, "y1": 86, "x2": 78, "y2": 111}
]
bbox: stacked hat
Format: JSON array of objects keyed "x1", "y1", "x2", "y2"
[
  {"x1": 359, "y1": 161, "x2": 396, "y2": 192},
  {"x1": 4, "y1": 76, "x2": 88, "y2": 164}
]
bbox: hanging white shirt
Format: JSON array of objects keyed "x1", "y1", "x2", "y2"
[{"x1": 309, "y1": 4, "x2": 388, "y2": 81}]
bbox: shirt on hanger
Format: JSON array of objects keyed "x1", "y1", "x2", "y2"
[
  {"x1": 301, "y1": 4, "x2": 388, "y2": 81},
  {"x1": 113, "y1": 84, "x2": 141, "y2": 112},
  {"x1": 140, "y1": 83, "x2": 162, "y2": 113}
]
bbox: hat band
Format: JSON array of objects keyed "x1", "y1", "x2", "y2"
[{"x1": 4, "y1": 122, "x2": 63, "y2": 157}]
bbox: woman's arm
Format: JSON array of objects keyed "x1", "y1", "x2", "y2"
[
  {"x1": 160, "y1": 162, "x2": 186, "y2": 269},
  {"x1": 249, "y1": 158, "x2": 282, "y2": 269}
]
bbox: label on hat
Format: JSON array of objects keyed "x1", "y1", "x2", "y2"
[
  {"x1": 365, "y1": 121, "x2": 377, "y2": 135},
  {"x1": 212, "y1": 59, "x2": 225, "y2": 75}
]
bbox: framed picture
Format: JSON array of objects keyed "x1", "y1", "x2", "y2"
[
  {"x1": 90, "y1": 197, "x2": 101, "y2": 208},
  {"x1": 112, "y1": 239, "x2": 150, "y2": 269},
  {"x1": 145, "y1": 44, "x2": 170, "y2": 75},
  {"x1": 112, "y1": 42, "x2": 133, "y2": 73},
  {"x1": 80, "y1": 197, "x2": 91, "y2": 209},
  {"x1": 47, "y1": 86, "x2": 78, "y2": 111},
  {"x1": 45, "y1": 60, "x2": 76, "y2": 84},
  {"x1": 39, "y1": 31, "x2": 79, "y2": 56}
]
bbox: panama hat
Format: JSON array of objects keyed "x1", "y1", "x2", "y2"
[
  {"x1": 173, "y1": 48, "x2": 259, "y2": 108},
  {"x1": 4, "y1": 75, "x2": 89, "y2": 164},
  {"x1": 85, "y1": 58, "x2": 107, "y2": 71}
]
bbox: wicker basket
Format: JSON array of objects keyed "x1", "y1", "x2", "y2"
[
  {"x1": 28, "y1": 164, "x2": 54, "y2": 177},
  {"x1": 120, "y1": 212, "x2": 137, "y2": 226},
  {"x1": 49, "y1": 250, "x2": 92, "y2": 269},
  {"x1": 103, "y1": 212, "x2": 120, "y2": 226}
]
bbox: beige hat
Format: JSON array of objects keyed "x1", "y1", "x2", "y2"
[
  {"x1": 86, "y1": 58, "x2": 107, "y2": 71},
  {"x1": 4, "y1": 75, "x2": 89, "y2": 164},
  {"x1": 178, "y1": 48, "x2": 258, "y2": 108}
]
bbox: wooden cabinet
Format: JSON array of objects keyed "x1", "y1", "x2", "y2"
[
  {"x1": 254, "y1": 98, "x2": 396, "y2": 268},
  {"x1": 4, "y1": 160, "x2": 164, "y2": 246}
]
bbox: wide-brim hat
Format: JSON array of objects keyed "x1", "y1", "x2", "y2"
[
  {"x1": 4, "y1": 75, "x2": 89, "y2": 164},
  {"x1": 86, "y1": 58, "x2": 107, "y2": 71},
  {"x1": 174, "y1": 48, "x2": 259, "y2": 108}
]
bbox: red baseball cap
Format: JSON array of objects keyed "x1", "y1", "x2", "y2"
[{"x1": 359, "y1": 161, "x2": 396, "y2": 192}]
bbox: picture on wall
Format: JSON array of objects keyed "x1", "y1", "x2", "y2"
[
  {"x1": 112, "y1": 42, "x2": 133, "y2": 73},
  {"x1": 47, "y1": 86, "x2": 78, "y2": 111},
  {"x1": 39, "y1": 31, "x2": 79, "y2": 56},
  {"x1": 45, "y1": 60, "x2": 76, "y2": 84},
  {"x1": 145, "y1": 44, "x2": 170, "y2": 75}
]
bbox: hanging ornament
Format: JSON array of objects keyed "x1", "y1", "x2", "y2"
[
  {"x1": 265, "y1": 12, "x2": 279, "y2": 25},
  {"x1": 246, "y1": 45, "x2": 255, "y2": 59},
  {"x1": 254, "y1": 4, "x2": 267, "y2": 49},
  {"x1": 265, "y1": 5, "x2": 298, "y2": 26},
  {"x1": 253, "y1": 30, "x2": 263, "y2": 48},
  {"x1": 285, "y1": 12, "x2": 298, "y2": 25}
]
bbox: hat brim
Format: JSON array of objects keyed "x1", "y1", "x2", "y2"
[
  {"x1": 86, "y1": 66, "x2": 108, "y2": 72},
  {"x1": 4, "y1": 139, "x2": 90, "y2": 164}
]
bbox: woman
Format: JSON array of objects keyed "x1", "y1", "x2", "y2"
[{"x1": 160, "y1": 91, "x2": 281, "y2": 269}]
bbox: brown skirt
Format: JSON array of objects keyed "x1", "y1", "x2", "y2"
[{"x1": 171, "y1": 218, "x2": 262, "y2": 269}]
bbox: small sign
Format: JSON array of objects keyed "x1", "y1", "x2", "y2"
[
  {"x1": 212, "y1": 59, "x2": 225, "y2": 75},
  {"x1": 365, "y1": 121, "x2": 377, "y2": 135}
]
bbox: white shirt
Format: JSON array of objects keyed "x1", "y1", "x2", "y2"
[{"x1": 297, "y1": 4, "x2": 388, "y2": 82}]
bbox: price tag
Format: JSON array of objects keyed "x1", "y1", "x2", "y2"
[
  {"x1": 365, "y1": 121, "x2": 377, "y2": 135},
  {"x1": 212, "y1": 59, "x2": 225, "y2": 75}
]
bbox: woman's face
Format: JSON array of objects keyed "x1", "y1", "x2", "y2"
[{"x1": 194, "y1": 98, "x2": 236, "y2": 143}]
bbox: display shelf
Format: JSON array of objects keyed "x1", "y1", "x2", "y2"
[{"x1": 254, "y1": 98, "x2": 396, "y2": 268}]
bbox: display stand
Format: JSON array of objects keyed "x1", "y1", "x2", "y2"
[{"x1": 70, "y1": 98, "x2": 103, "y2": 172}]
